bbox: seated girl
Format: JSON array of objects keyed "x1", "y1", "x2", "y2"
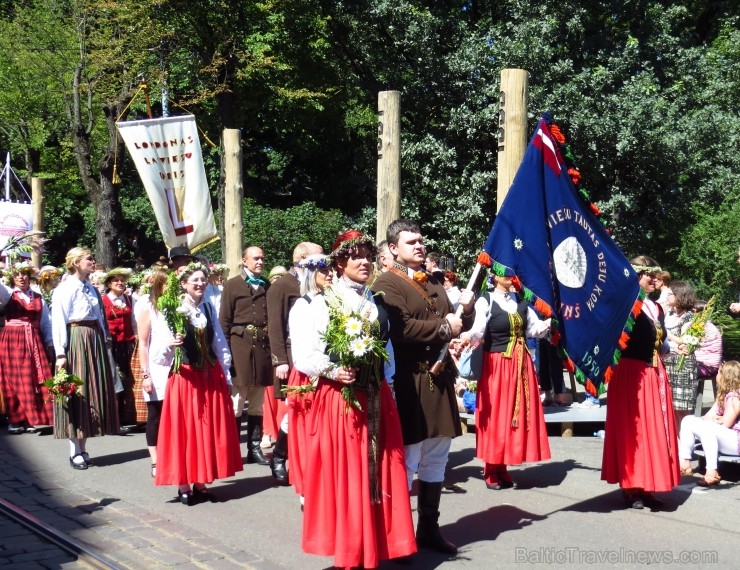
[{"x1": 678, "y1": 361, "x2": 740, "y2": 486}]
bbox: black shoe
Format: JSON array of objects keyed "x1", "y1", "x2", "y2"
[
  {"x1": 80, "y1": 452, "x2": 93, "y2": 466},
  {"x1": 247, "y1": 445, "x2": 271, "y2": 465},
  {"x1": 416, "y1": 529, "x2": 458, "y2": 555},
  {"x1": 179, "y1": 491, "x2": 193, "y2": 506},
  {"x1": 623, "y1": 492, "x2": 644, "y2": 510},
  {"x1": 69, "y1": 454, "x2": 88, "y2": 470},
  {"x1": 271, "y1": 459, "x2": 288, "y2": 484},
  {"x1": 271, "y1": 429, "x2": 289, "y2": 485},
  {"x1": 8, "y1": 424, "x2": 25, "y2": 434},
  {"x1": 640, "y1": 493, "x2": 664, "y2": 510},
  {"x1": 193, "y1": 486, "x2": 219, "y2": 503},
  {"x1": 499, "y1": 480, "x2": 516, "y2": 489},
  {"x1": 485, "y1": 482, "x2": 502, "y2": 490}
]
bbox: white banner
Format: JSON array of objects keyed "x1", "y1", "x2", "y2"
[
  {"x1": 0, "y1": 200, "x2": 33, "y2": 258},
  {"x1": 116, "y1": 115, "x2": 218, "y2": 252}
]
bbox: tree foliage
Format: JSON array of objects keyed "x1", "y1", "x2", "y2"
[{"x1": 1, "y1": 0, "x2": 738, "y2": 302}]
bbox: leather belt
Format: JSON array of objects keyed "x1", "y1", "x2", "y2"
[
  {"x1": 231, "y1": 324, "x2": 268, "y2": 335},
  {"x1": 70, "y1": 320, "x2": 98, "y2": 328},
  {"x1": 417, "y1": 361, "x2": 444, "y2": 374}
]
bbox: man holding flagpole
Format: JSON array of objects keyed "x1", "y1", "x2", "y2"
[{"x1": 373, "y1": 218, "x2": 474, "y2": 556}]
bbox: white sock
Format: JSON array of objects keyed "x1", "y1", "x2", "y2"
[{"x1": 69, "y1": 438, "x2": 81, "y2": 457}]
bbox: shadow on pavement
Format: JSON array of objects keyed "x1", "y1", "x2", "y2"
[{"x1": 87, "y1": 446, "x2": 149, "y2": 467}]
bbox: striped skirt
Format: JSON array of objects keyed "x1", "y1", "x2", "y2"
[{"x1": 54, "y1": 324, "x2": 120, "y2": 439}]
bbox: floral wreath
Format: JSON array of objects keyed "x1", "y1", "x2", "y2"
[
  {"x1": 178, "y1": 261, "x2": 210, "y2": 281},
  {"x1": 209, "y1": 263, "x2": 229, "y2": 274},
  {"x1": 296, "y1": 254, "x2": 332, "y2": 270},
  {"x1": 5, "y1": 260, "x2": 37, "y2": 279},
  {"x1": 38, "y1": 266, "x2": 62, "y2": 283},
  {"x1": 331, "y1": 234, "x2": 377, "y2": 259},
  {"x1": 631, "y1": 264, "x2": 662, "y2": 274}
]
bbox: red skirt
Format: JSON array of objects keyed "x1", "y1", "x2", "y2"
[
  {"x1": 0, "y1": 323, "x2": 53, "y2": 426},
  {"x1": 287, "y1": 367, "x2": 314, "y2": 495},
  {"x1": 475, "y1": 348, "x2": 551, "y2": 465},
  {"x1": 302, "y1": 379, "x2": 416, "y2": 568},
  {"x1": 262, "y1": 384, "x2": 288, "y2": 439},
  {"x1": 601, "y1": 357, "x2": 680, "y2": 492},
  {"x1": 155, "y1": 362, "x2": 243, "y2": 486}
]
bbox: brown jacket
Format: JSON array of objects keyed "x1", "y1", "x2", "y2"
[
  {"x1": 219, "y1": 275, "x2": 272, "y2": 388},
  {"x1": 266, "y1": 270, "x2": 301, "y2": 395},
  {"x1": 373, "y1": 269, "x2": 472, "y2": 445}
]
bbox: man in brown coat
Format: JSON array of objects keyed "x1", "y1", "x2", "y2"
[
  {"x1": 265, "y1": 241, "x2": 323, "y2": 484},
  {"x1": 220, "y1": 246, "x2": 272, "y2": 466},
  {"x1": 372, "y1": 218, "x2": 474, "y2": 556}
]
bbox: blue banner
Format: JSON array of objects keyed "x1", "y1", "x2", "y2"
[{"x1": 483, "y1": 117, "x2": 640, "y2": 394}]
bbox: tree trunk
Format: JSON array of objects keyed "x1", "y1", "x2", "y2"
[{"x1": 67, "y1": 62, "x2": 133, "y2": 268}]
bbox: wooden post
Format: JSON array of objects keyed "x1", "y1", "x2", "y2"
[
  {"x1": 31, "y1": 177, "x2": 45, "y2": 268},
  {"x1": 376, "y1": 91, "x2": 401, "y2": 243},
  {"x1": 496, "y1": 69, "x2": 528, "y2": 212},
  {"x1": 223, "y1": 129, "x2": 244, "y2": 277}
]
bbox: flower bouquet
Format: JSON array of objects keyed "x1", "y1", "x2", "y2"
[
  {"x1": 157, "y1": 271, "x2": 187, "y2": 372},
  {"x1": 320, "y1": 287, "x2": 389, "y2": 411},
  {"x1": 676, "y1": 296, "x2": 716, "y2": 372},
  {"x1": 43, "y1": 368, "x2": 83, "y2": 404}
]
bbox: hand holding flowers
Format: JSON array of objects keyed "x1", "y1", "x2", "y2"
[
  {"x1": 43, "y1": 368, "x2": 83, "y2": 404},
  {"x1": 321, "y1": 286, "x2": 389, "y2": 411},
  {"x1": 157, "y1": 271, "x2": 187, "y2": 371}
]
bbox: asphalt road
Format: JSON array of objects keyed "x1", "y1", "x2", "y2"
[{"x1": 1, "y1": 421, "x2": 737, "y2": 569}]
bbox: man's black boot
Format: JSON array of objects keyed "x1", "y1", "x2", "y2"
[
  {"x1": 416, "y1": 480, "x2": 458, "y2": 555},
  {"x1": 246, "y1": 415, "x2": 270, "y2": 465}
]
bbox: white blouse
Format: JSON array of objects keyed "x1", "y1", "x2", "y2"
[
  {"x1": 135, "y1": 298, "x2": 171, "y2": 402},
  {"x1": 468, "y1": 289, "x2": 551, "y2": 341},
  {"x1": 51, "y1": 275, "x2": 107, "y2": 357},
  {"x1": 150, "y1": 298, "x2": 233, "y2": 384},
  {"x1": 291, "y1": 278, "x2": 379, "y2": 378}
]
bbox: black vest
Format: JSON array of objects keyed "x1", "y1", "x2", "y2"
[
  {"x1": 181, "y1": 302, "x2": 216, "y2": 366},
  {"x1": 621, "y1": 304, "x2": 665, "y2": 364},
  {"x1": 483, "y1": 295, "x2": 529, "y2": 354}
]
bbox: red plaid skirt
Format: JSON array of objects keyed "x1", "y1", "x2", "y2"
[{"x1": 129, "y1": 340, "x2": 149, "y2": 423}]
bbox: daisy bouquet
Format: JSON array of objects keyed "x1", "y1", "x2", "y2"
[
  {"x1": 321, "y1": 287, "x2": 389, "y2": 411},
  {"x1": 157, "y1": 271, "x2": 187, "y2": 372},
  {"x1": 43, "y1": 368, "x2": 84, "y2": 404},
  {"x1": 676, "y1": 296, "x2": 716, "y2": 372}
]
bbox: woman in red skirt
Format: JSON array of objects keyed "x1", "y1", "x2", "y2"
[
  {"x1": 0, "y1": 262, "x2": 53, "y2": 433},
  {"x1": 601, "y1": 255, "x2": 680, "y2": 509},
  {"x1": 293, "y1": 232, "x2": 416, "y2": 569},
  {"x1": 153, "y1": 263, "x2": 242, "y2": 505},
  {"x1": 464, "y1": 273, "x2": 552, "y2": 490},
  {"x1": 285, "y1": 253, "x2": 333, "y2": 497}
]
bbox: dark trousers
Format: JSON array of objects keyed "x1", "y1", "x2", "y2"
[{"x1": 145, "y1": 400, "x2": 163, "y2": 447}]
